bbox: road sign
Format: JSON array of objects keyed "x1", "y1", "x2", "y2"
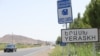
[
  {"x1": 61, "y1": 28, "x2": 98, "y2": 42},
  {"x1": 60, "y1": 42, "x2": 67, "y2": 46},
  {"x1": 57, "y1": 0, "x2": 73, "y2": 24}
]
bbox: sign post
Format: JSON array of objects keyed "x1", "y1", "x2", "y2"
[
  {"x1": 93, "y1": 43, "x2": 96, "y2": 56},
  {"x1": 57, "y1": 0, "x2": 73, "y2": 56}
]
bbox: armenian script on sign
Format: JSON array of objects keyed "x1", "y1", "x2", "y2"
[{"x1": 61, "y1": 28, "x2": 98, "y2": 42}]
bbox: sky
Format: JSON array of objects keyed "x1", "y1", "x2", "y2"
[{"x1": 0, "y1": 0, "x2": 90, "y2": 41}]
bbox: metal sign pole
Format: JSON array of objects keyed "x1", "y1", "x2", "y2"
[
  {"x1": 66, "y1": 23, "x2": 70, "y2": 56},
  {"x1": 62, "y1": 46, "x2": 64, "y2": 56},
  {"x1": 93, "y1": 43, "x2": 96, "y2": 56}
]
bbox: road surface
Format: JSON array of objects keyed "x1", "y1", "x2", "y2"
[{"x1": 0, "y1": 46, "x2": 50, "y2": 56}]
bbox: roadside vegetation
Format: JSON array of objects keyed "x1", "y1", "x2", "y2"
[
  {"x1": 49, "y1": 45, "x2": 62, "y2": 56},
  {"x1": 0, "y1": 43, "x2": 39, "y2": 50},
  {"x1": 0, "y1": 43, "x2": 7, "y2": 50},
  {"x1": 50, "y1": 43, "x2": 100, "y2": 56},
  {"x1": 16, "y1": 43, "x2": 35, "y2": 48}
]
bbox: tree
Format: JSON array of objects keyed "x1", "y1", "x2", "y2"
[
  {"x1": 70, "y1": 0, "x2": 100, "y2": 28},
  {"x1": 56, "y1": 36, "x2": 61, "y2": 44},
  {"x1": 70, "y1": 13, "x2": 90, "y2": 28},
  {"x1": 83, "y1": 0, "x2": 100, "y2": 28}
]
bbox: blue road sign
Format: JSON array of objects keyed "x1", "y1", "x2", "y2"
[
  {"x1": 57, "y1": 0, "x2": 73, "y2": 24},
  {"x1": 60, "y1": 42, "x2": 67, "y2": 46}
]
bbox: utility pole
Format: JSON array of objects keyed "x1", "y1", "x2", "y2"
[{"x1": 12, "y1": 32, "x2": 13, "y2": 44}]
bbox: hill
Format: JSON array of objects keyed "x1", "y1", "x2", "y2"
[{"x1": 0, "y1": 34, "x2": 46, "y2": 45}]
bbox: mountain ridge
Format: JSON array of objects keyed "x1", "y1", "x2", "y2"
[{"x1": 0, "y1": 34, "x2": 46, "y2": 45}]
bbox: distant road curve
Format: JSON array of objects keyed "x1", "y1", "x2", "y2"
[{"x1": 0, "y1": 46, "x2": 51, "y2": 56}]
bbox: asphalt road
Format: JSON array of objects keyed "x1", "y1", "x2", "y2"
[{"x1": 0, "y1": 46, "x2": 50, "y2": 56}]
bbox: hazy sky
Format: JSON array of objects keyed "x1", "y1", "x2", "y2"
[{"x1": 0, "y1": 0, "x2": 90, "y2": 41}]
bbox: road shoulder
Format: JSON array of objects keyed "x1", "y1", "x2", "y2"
[{"x1": 35, "y1": 46, "x2": 54, "y2": 56}]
